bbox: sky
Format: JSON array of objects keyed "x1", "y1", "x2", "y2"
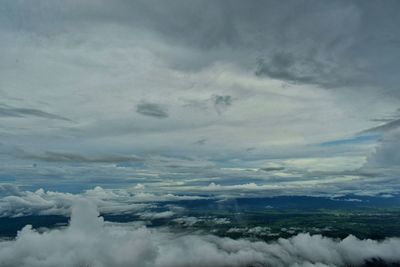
[{"x1": 1, "y1": 0, "x2": 400, "y2": 197}]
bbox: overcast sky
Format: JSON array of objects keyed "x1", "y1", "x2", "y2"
[{"x1": 1, "y1": 0, "x2": 400, "y2": 196}]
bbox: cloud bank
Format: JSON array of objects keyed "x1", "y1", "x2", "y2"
[
  {"x1": 0, "y1": 185, "x2": 205, "y2": 218},
  {"x1": 0, "y1": 201, "x2": 399, "y2": 267}
]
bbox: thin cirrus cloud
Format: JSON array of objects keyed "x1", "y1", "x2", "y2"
[
  {"x1": 360, "y1": 118, "x2": 400, "y2": 134},
  {"x1": 18, "y1": 150, "x2": 143, "y2": 163},
  {"x1": 0, "y1": 103, "x2": 72, "y2": 122}
]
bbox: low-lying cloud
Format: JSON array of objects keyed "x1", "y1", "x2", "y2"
[
  {"x1": 0, "y1": 201, "x2": 399, "y2": 267},
  {"x1": 0, "y1": 186, "x2": 205, "y2": 218}
]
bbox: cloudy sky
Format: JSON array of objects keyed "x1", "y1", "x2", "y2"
[{"x1": 1, "y1": 0, "x2": 400, "y2": 196}]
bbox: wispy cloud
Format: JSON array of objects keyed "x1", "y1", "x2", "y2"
[
  {"x1": 0, "y1": 103, "x2": 72, "y2": 121},
  {"x1": 194, "y1": 138, "x2": 206, "y2": 145},
  {"x1": 136, "y1": 102, "x2": 169, "y2": 118},
  {"x1": 319, "y1": 134, "x2": 380, "y2": 147},
  {"x1": 360, "y1": 118, "x2": 400, "y2": 134},
  {"x1": 19, "y1": 150, "x2": 143, "y2": 163},
  {"x1": 212, "y1": 95, "x2": 232, "y2": 114},
  {"x1": 255, "y1": 52, "x2": 315, "y2": 84}
]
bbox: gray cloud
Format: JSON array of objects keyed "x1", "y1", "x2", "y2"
[
  {"x1": 213, "y1": 95, "x2": 232, "y2": 114},
  {"x1": 259, "y1": 167, "x2": 286, "y2": 172},
  {"x1": 5, "y1": 0, "x2": 392, "y2": 88},
  {"x1": 194, "y1": 138, "x2": 206, "y2": 145},
  {"x1": 365, "y1": 129, "x2": 400, "y2": 169},
  {"x1": 182, "y1": 95, "x2": 233, "y2": 115},
  {"x1": 360, "y1": 118, "x2": 400, "y2": 134},
  {"x1": 1, "y1": 0, "x2": 400, "y2": 197},
  {"x1": 0, "y1": 184, "x2": 22, "y2": 197},
  {"x1": 255, "y1": 53, "x2": 316, "y2": 84},
  {"x1": 362, "y1": 108, "x2": 400, "y2": 171},
  {"x1": 136, "y1": 102, "x2": 169, "y2": 119},
  {"x1": 0, "y1": 186, "x2": 205, "y2": 218},
  {"x1": 104, "y1": 0, "x2": 400, "y2": 92},
  {"x1": 254, "y1": 51, "x2": 350, "y2": 88},
  {"x1": 0, "y1": 104, "x2": 72, "y2": 121},
  {"x1": 19, "y1": 150, "x2": 143, "y2": 163}
]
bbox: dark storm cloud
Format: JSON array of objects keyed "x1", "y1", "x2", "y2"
[
  {"x1": 0, "y1": 104, "x2": 71, "y2": 121},
  {"x1": 136, "y1": 102, "x2": 168, "y2": 118},
  {"x1": 149, "y1": 0, "x2": 397, "y2": 92},
  {"x1": 3, "y1": 1, "x2": 400, "y2": 92},
  {"x1": 105, "y1": 0, "x2": 400, "y2": 91}
]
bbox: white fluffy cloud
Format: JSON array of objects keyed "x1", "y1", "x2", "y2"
[{"x1": 0, "y1": 201, "x2": 399, "y2": 267}]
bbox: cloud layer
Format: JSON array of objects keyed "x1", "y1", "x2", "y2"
[
  {"x1": 0, "y1": 185, "x2": 205, "y2": 218},
  {"x1": 1, "y1": 0, "x2": 400, "y2": 201},
  {"x1": 0, "y1": 103, "x2": 72, "y2": 121}
]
